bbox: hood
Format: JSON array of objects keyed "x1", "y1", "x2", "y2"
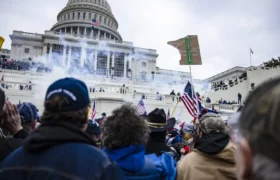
[
  {"x1": 24, "y1": 121, "x2": 95, "y2": 152},
  {"x1": 195, "y1": 133, "x2": 235, "y2": 163},
  {"x1": 195, "y1": 133, "x2": 232, "y2": 154},
  {"x1": 103, "y1": 145, "x2": 145, "y2": 173}
]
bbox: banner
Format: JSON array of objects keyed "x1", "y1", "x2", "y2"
[
  {"x1": 0, "y1": 36, "x2": 4, "y2": 50},
  {"x1": 168, "y1": 35, "x2": 202, "y2": 65}
]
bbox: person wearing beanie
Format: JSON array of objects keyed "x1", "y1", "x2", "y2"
[
  {"x1": 16, "y1": 102, "x2": 38, "y2": 134},
  {"x1": 177, "y1": 113, "x2": 236, "y2": 180},
  {"x1": 145, "y1": 108, "x2": 177, "y2": 180},
  {"x1": 86, "y1": 120, "x2": 102, "y2": 148},
  {"x1": 0, "y1": 78, "x2": 123, "y2": 180}
]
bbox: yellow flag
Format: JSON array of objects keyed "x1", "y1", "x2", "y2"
[{"x1": 0, "y1": 36, "x2": 4, "y2": 50}]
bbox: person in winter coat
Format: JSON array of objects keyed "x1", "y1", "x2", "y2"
[
  {"x1": 103, "y1": 104, "x2": 159, "y2": 180},
  {"x1": 0, "y1": 78, "x2": 124, "y2": 180},
  {"x1": 177, "y1": 113, "x2": 237, "y2": 180},
  {"x1": 145, "y1": 108, "x2": 177, "y2": 180},
  {"x1": 0, "y1": 89, "x2": 30, "y2": 163}
]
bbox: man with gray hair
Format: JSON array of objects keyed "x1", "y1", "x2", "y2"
[
  {"x1": 229, "y1": 77, "x2": 280, "y2": 180},
  {"x1": 177, "y1": 113, "x2": 236, "y2": 180}
]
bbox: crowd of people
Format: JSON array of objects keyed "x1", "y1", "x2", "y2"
[
  {"x1": 262, "y1": 57, "x2": 280, "y2": 68},
  {"x1": 0, "y1": 58, "x2": 51, "y2": 72},
  {"x1": 212, "y1": 72, "x2": 248, "y2": 90},
  {"x1": 0, "y1": 77, "x2": 279, "y2": 179}
]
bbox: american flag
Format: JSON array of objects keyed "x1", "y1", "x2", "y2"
[
  {"x1": 137, "y1": 98, "x2": 147, "y2": 115},
  {"x1": 250, "y1": 48, "x2": 254, "y2": 54},
  {"x1": 92, "y1": 19, "x2": 100, "y2": 27},
  {"x1": 91, "y1": 100, "x2": 96, "y2": 120},
  {"x1": 180, "y1": 81, "x2": 199, "y2": 118}
]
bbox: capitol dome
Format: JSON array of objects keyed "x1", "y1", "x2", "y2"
[{"x1": 51, "y1": 0, "x2": 122, "y2": 41}]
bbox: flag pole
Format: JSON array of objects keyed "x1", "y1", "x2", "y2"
[
  {"x1": 250, "y1": 48, "x2": 252, "y2": 66},
  {"x1": 189, "y1": 65, "x2": 193, "y2": 85},
  {"x1": 171, "y1": 101, "x2": 179, "y2": 117}
]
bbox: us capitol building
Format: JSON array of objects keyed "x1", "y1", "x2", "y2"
[
  {"x1": 9, "y1": 0, "x2": 190, "y2": 83},
  {"x1": 3, "y1": 0, "x2": 239, "y2": 123}
]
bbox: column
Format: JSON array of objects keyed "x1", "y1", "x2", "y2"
[
  {"x1": 67, "y1": 46, "x2": 72, "y2": 68},
  {"x1": 80, "y1": 48, "x2": 86, "y2": 68},
  {"x1": 97, "y1": 30, "x2": 100, "y2": 39},
  {"x1": 43, "y1": 45, "x2": 47, "y2": 58},
  {"x1": 17, "y1": 45, "x2": 21, "y2": 60},
  {"x1": 84, "y1": 27, "x2": 87, "y2": 36},
  {"x1": 106, "y1": 52, "x2": 110, "y2": 77},
  {"x1": 111, "y1": 53, "x2": 115, "y2": 76},
  {"x1": 94, "y1": 51, "x2": 98, "y2": 74},
  {"x1": 104, "y1": 32, "x2": 107, "y2": 39},
  {"x1": 62, "y1": 46, "x2": 67, "y2": 67},
  {"x1": 71, "y1": 27, "x2": 73, "y2": 34},
  {"x1": 90, "y1": 29, "x2": 93, "y2": 38},
  {"x1": 109, "y1": 34, "x2": 111, "y2": 40},
  {"x1": 77, "y1": 27, "x2": 80, "y2": 35},
  {"x1": 49, "y1": 44, "x2": 53, "y2": 61},
  {"x1": 123, "y1": 54, "x2": 127, "y2": 78}
]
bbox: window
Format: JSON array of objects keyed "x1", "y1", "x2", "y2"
[
  {"x1": 24, "y1": 48, "x2": 30, "y2": 54},
  {"x1": 89, "y1": 13, "x2": 91, "y2": 20},
  {"x1": 68, "y1": 13, "x2": 70, "y2": 20},
  {"x1": 72, "y1": 13, "x2": 75, "y2": 19},
  {"x1": 78, "y1": 12, "x2": 80, "y2": 19},
  {"x1": 142, "y1": 62, "x2": 147, "y2": 67},
  {"x1": 98, "y1": 0, "x2": 100, "y2": 4},
  {"x1": 83, "y1": 12, "x2": 86, "y2": 19},
  {"x1": 108, "y1": 20, "x2": 110, "y2": 26},
  {"x1": 94, "y1": 14, "x2": 97, "y2": 19},
  {"x1": 104, "y1": 18, "x2": 106, "y2": 24},
  {"x1": 99, "y1": 15, "x2": 102, "y2": 22}
]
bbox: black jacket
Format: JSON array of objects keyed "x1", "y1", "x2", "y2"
[
  {"x1": 0, "y1": 121, "x2": 124, "y2": 180},
  {"x1": 0, "y1": 129, "x2": 29, "y2": 163}
]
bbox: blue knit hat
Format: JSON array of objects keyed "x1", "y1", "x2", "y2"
[
  {"x1": 45, "y1": 78, "x2": 90, "y2": 112},
  {"x1": 17, "y1": 102, "x2": 38, "y2": 124}
]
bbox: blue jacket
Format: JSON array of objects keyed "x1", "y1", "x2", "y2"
[
  {"x1": 104, "y1": 145, "x2": 159, "y2": 180},
  {"x1": 145, "y1": 153, "x2": 177, "y2": 180},
  {"x1": 0, "y1": 121, "x2": 124, "y2": 180}
]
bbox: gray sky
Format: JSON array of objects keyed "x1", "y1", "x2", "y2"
[{"x1": 0, "y1": 0, "x2": 279, "y2": 79}]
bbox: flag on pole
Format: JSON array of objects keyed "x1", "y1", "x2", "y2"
[
  {"x1": 92, "y1": 19, "x2": 100, "y2": 27},
  {"x1": 137, "y1": 98, "x2": 147, "y2": 116},
  {"x1": 0, "y1": 36, "x2": 4, "y2": 50},
  {"x1": 91, "y1": 100, "x2": 96, "y2": 120},
  {"x1": 180, "y1": 81, "x2": 199, "y2": 118},
  {"x1": 167, "y1": 108, "x2": 170, "y2": 119},
  {"x1": 250, "y1": 48, "x2": 254, "y2": 54}
]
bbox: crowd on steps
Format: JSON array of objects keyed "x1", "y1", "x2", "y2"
[{"x1": 0, "y1": 76, "x2": 279, "y2": 180}]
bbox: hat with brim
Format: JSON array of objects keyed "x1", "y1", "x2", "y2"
[{"x1": 146, "y1": 108, "x2": 176, "y2": 132}]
